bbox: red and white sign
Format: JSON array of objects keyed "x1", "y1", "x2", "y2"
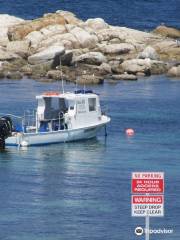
[
  {"x1": 131, "y1": 172, "x2": 165, "y2": 217},
  {"x1": 132, "y1": 172, "x2": 164, "y2": 194},
  {"x1": 131, "y1": 195, "x2": 164, "y2": 217}
]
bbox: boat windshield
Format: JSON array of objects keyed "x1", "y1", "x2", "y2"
[{"x1": 43, "y1": 97, "x2": 68, "y2": 120}]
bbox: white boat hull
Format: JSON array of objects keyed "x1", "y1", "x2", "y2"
[{"x1": 6, "y1": 117, "x2": 110, "y2": 147}]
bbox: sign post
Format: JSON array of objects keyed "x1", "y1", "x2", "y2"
[
  {"x1": 131, "y1": 172, "x2": 164, "y2": 239},
  {"x1": 145, "y1": 215, "x2": 149, "y2": 240}
]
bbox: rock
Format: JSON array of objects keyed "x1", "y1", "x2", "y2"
[
  {"x1": 73, "y1": 52, "x2": 107, "y2": 65},
  {"x1": 160, "y1": 47, "x2": 180, "y2": 61},
  {"x1": 55, "y1": 10, "x2": 83, "y2": 25},
  {"x1": 20, "y1": 65, "x2": 33, "y2": 76},
  {"x1": 98, "y1": 43, "x2": 134, "y2": 54},
  {"x1": 138, "y1": 46, "x2": 159, "y2": 60},
  {"x1": 120, "y1": 59, "x2": 151, "y2": 75},
  {"x1": 99, "y1": 63, "x2": 112, "y2": 74},
  {"x1": 25, "y1": 25, "x2": 67, "y2": 50},
  {"x1": 85, "y1": 18, "x2": 109, "y2": 31},
  {"x1": 28, "y1": 45, "x2": 65, "y2": 65},
  {"x1": 38, "y1": 32, "x2": 79, "y2": 50},
  {"x1": 76, "y1": 74, "x2": 104, "y2": 85},
  {"x1": 121, "y1": 59, "x2": 168, "y2": 75},
  {"x1": 167, "y1": 66, "x2": 180, "y2": 77},
  {"x1": 0, "y1": 14, "x2": 24, "y2": 44},
  {"x1": 58, "y1": 66, "x2": 76, "y2": 82},
  {"x1": 153, "y1": 40, "x2": 180, "y2": 61},
  {"x1": 71, "y1": 48, "x2": 90, "y2": 58},
  {"x1": 40, "y1": 24, "x2": 66, "y2": 36},
  {"x1": 118, "y1": 26, "x2": 160, "y2": 43},
  {"x1": 7, "y1": 12, "x2": 67, "y2": 41},
  {"x1": 153, "y1": 25, "x2": 180, "y2": 39},
  {"x1": 110, "y1": 60, "x2": 124, "y2": 74},
  {"x1": 52, "y1": 50, "x2": 73, "y2": 68},
  {"x1": 6, "y1": 71, "x2": 23, "y2": 79},
  {"x1": 25, "y1": 31, "x2": 44, "y2": 49},
  {"x1": 97, "y1": 28, "x2": 126, "y2": 42},
  {"x1": 36, "y1": 78, "x2": 56, "y2": 82},
  {"x1": 0, "y1": 71, "x2": 5, "y2": 79},
  {"x1": 60, "y1": 51, "x2": 73, "y2": 66},
  {"x1": 0, "y1": 48, "x2": 20, "y2": 61},
  {"x1": 0, "y1": 58, "x2": 26, "y2": 74},
  {"x1": 136, "y1": 72, "x2": 145, "y2": 77},
  {"x1": 73, "y1": 62, "x2": 111, "y2": 77},
  {"x1": 0, "y1": 61, "x2": 8, "y2": 70},
  {"x1": 55, "y1": 63, "x2": 106, "y2": 83},
  {"x1": 61, "y1": 40, "x2": 73, "y2": 50},
  {"x1": 108, "y1": 56, "x2": 124, "y2": 63},
  {"x1": 1, "y1": 11, "x2": 180, "y2": 84},
  {"x1": 31, "y1": 32, "x2": 70, "y2": 51},
  {"x1": 97, "y1": 26, "x2": 159, "y2": 44},
  {"x1": 97, "y1": 27, "x2": 142, "y2": 42},
  {"x1": 150, "y1": 61, "x2": 169, "y2": 74},
  {"x1": 70, "y1": 27, "x2": 98, "y2": 49},
  {"x1": 29, "y1": 61, "x2": 53, "y2": 78},
  {"x1": 46, "y1": 70, "x2": 62, "y2": 80},
  {"x1": 111, "y1": 73, "x2": 138, "y2": 80},
  {"x1": 6, "y1": 40, "x2": 30, "y2": 58},
  {"x1": 109, "y1": 38, "x2": 123, "y2": 44}
]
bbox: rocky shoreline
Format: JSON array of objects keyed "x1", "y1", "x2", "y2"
[{"x1": 0, "y1": 10, "x2": 180, "y2": 84}]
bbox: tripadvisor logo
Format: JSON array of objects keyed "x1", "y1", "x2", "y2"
[
  {"x1": 135, "y1": 227, "x2": 174, "y2": 236},
  {"x1": 135, "y1": 227, "x2": 144, "y2": 236}
]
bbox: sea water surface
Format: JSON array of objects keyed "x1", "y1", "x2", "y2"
[
  {"x1": 0, "y1": 76, "x2": 180, "y2": 240},
  {"x1": 0, "y1": 0, "x2": 180, "y2": 30}
]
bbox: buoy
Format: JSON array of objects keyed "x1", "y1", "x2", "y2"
[{"x1": 126, "y1": 128, "x2": 135, "y2": 136}]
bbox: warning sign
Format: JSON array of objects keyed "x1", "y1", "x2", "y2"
[
  {"x1": 132, "y1": 172, "x2": 164, "y2": 194},
  {"x1": 131, "y1": 195, "x2": 164, "y2": 217}
]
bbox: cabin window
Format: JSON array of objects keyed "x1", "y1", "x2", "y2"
[
  {"x1": 68, "y1": 100, "x2": 75, "y2": 111},
  {"x1": 51, "y1": 98, "x2": 59, "y2": 110},
  {"x1": 59, "y1": 98, "x2": 68, "y2": 112},
  {"x1": 77, "y1": 99, "x2": 86, "y2": 113},
  {"x1": 88, "y1": 98, "x2": 96, "y2": 112}
]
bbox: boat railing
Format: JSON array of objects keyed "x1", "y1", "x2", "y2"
[
  {"x1": 38, "y1": 112, "x2": 67, "y2": 132},
  {"x1": 101, "y1": 105, "x2": 109, "y2": 116},
  {"x1": 23, "y1": 110, "x2": 36, "y2": 128},
  {"x1": 0, "y1": 110, "x2": 37, "y2": 133},
  {"x1": 50, "y1": 112, "x2": 67, "y2": 131},
  {"x1": 0, "y1": 110, "x2": 67, "y2": 133}
]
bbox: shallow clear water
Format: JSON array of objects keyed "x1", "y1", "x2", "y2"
[
  {"x1": 0, "y1": 76, "x2": 180, "y2": 239},
  {"x1": 0, "y1": 0, "x2": 179, "y2": 30}
]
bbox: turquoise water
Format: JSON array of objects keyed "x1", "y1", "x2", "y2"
[{"x1": 0, "y1": 76, "x2": 180, "y2": 239}]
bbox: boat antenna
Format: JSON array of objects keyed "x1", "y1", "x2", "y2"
[
  {"x1": 83, "y1": 70, "x2": 86, "y2": 94},
  {"x1": 75, "y1": 62, "x2": 78, "y2": 92},
  {"x1": 60, "y1": 57, "x2": 65, "y2": 94}
]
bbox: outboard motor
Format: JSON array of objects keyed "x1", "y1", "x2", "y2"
[{"x1": 0, "y1": 116, "x2": 12, "y2": 149}]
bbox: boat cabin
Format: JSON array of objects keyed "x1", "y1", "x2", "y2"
[{"x1": 36, "y1": 91, "x2": 102, "y2": 132}]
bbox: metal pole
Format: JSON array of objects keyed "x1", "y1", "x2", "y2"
[
  {"x1": 145, "y1": 215, "x2": 150, "y2": 240},
  {"x1": 104, "y1": 125, "x2": 107, "y2": 137},
  {"x1": 83, "y1": 70, "x2": 86, "y2": 93},
  {"x1": 145, "y1": 192, "x2": 150, "y2": 240},
  {"x1": 75, "y1": 63, "x2": 78, "y2": 91},
  {"x1": 60, "y1": 58, "x2": 64, "y2": 94}
]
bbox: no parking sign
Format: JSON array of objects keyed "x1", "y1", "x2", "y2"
[{"x1": 131, "y1": 172, "x2": 165, "y2": 239}]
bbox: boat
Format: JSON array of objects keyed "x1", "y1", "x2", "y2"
[{"x1": 3, "y1": 90, "x2": 110, "y2": 147}]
